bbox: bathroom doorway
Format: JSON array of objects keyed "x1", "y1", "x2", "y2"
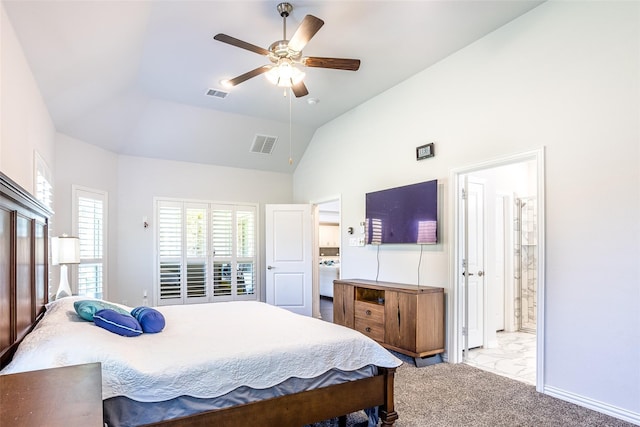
[{"x1": 452, "y1": 149, "x2": 545, "y2": 390}]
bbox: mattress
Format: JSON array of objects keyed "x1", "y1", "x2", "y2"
[
  {"x1": 103, "y1": 365, "x2": 378, "y2": 427},
  {"x1": 1, "y1": 297, "x2": 401, "y2": 403}
]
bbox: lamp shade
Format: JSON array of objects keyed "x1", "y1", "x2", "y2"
[
  {"x1": 51, "y1": 235, "x2": 80, "y2": 265},
  {"x1": 265, "y1": 61, "x2": 305, "y2": 88}
]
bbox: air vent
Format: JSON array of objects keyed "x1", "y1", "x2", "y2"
[
  {"x1": 206, "y1": 88, "x2": 229, "y2": 99},
  {"x1": 250, "y1": 134, "x2": 278, "y2": 154}
]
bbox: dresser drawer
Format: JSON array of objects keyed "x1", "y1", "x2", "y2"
[
  {"x1": 355, "y1": 317, "x2": 385, "y2": 342},
  {"x1": 355, "y1": 301, "x2": 384, "y2": 322},
  {"x1": 354, "y1": 301, "x2": 384, "y2": 342}
]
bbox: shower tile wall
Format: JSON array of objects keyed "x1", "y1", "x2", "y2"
[{"x1": 515, "y1": 197, "x2": 537, "y2": 333}]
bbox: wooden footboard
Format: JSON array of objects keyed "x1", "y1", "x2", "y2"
[{"x1": 145, "y1": 367, "x2": 397, "y2": 427}]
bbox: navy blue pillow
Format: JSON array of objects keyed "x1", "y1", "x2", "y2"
[
  {"x1": 131, "y1": 306, "x2": 165, "y2": 333},
  {"x1": 94, "y1": 309, "x2": 143, "y2": 337}
]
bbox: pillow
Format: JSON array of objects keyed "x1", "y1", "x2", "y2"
[
  {"x1": 93, "y1": 309, "x2": 143, "y2": 337},
  {"x1": 131, "y1": 306, "x2": 165, "y2": 333},
  {"x1": 74, "y1": 299, "x2": 130, "y2": 322}
]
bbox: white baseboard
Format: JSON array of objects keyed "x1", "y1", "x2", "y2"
[{"x1": 544, "y1": 385, "x2": 640, "y2": 426}]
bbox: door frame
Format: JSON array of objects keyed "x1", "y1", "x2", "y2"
[
  {"x1": 311, "y1": 195, "x2": 342, "y2": 318},
  {"x1": 449, "y1": 148, "x2": 546, "y2": 392}
]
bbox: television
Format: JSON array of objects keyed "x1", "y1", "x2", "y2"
[{"x1": 365, "y1": 179, "x2": 438, "y2": 245}]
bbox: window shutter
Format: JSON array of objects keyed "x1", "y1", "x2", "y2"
[
  {"x1": 158, "y1": 203, "x2": 182, "y2": 302},
  {"x1": 74, "y1": 187, "x2": 107, "y2": 299},
  {"x1": 35, "y1": 152, "x2": 54, "y2": 296},
  {"x1": 36, "y1": 170, "x2": 53, "y2": 210},
  {"x1": 156, "y1": 199, "x2": 258, "y2": 305},
  {"x1": 236, "y1": 207, "x2": 256, "y2": 296},
  {"x1": 212, "y1": 207, "x2": 233, "y2": 297},
  {"x1": 185, "y1": 205, "x2": 207, "y2": 300}
]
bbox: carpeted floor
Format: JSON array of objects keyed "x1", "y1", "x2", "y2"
[{"x1": 310, "y1": 352, "x2": 635, "y2": 427}]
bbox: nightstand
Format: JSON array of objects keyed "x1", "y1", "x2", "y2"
[{"x1": 0, "y1": 363, "x2": 103, "y2": 426}]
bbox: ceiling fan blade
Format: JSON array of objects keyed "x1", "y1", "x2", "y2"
[
  {"x1": 226, "y1": 65, "x2": 272, "y2": 86},
  {"x1": 302, "y1": 57, "x2": 361, "y2": 71},
  {"x1": 291, "y1": 81, "x2": 309, "y2": 98},
  {"x1": 214, "y1": 34, "x2": 270, "y2": 56},
  {"x1": 288, "y1": 15, "x2": 324, "y2": 52}
]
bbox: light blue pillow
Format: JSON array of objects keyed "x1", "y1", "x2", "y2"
[
  {"x1": 131, "y1": 306, "x2": 166, "y2": 333},
  {"x1": 74, "y1": 299, "x2": 130, "y2": 322},
  {"x1": 93, "y1": 309, "x2": 143, "y2": 337}
]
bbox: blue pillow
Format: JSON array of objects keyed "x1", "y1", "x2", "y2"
[
  {"x1": 94, "y1": 309, "x2": 143, "y2": 337},
  {"x1": 74, "y1": 300, "x2": 130, "y2": 322},
  {"x1": 131, "y1": 306, "x2": 165, "y2": 333}
]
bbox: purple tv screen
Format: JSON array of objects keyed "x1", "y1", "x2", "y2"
[{"x1": 365, "y1": 179, "x2": 438, "y2": 245}]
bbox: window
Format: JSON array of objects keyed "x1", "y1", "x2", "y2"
[
  {"x1": 212, "y1": 204, "x2": 256, "y2": 299},
  {"x1": 34, "y1": 151, "x2": 54, "y2": 296},
  {"x1": 34, "y1": 151, "x2": 53, "y2": 211},
  {"x1": 156, "y1": 199, "x2": 257, "y2": 305},
  {"x1": 73, "y1": 186, "x2": 107, "y2": 299}
]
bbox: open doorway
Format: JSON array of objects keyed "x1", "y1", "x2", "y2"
[
  {"x1": 315, "y1": 199, "x2": 341, "y2": 322},
  {"x1": 452, "y1": 149, "x2": 545, "y2": 391}
]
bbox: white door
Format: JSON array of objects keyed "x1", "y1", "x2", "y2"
[
  {"x1": 461, "y1": 178, "x2": 486, "y2": 350},
  {"x1": 265, "y1": 204, "x2": 313, "y2": 316}
]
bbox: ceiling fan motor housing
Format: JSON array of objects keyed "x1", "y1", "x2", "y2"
[
  {"x1": 269, "y1": 40, "x2": 301, "y2": 61},
  {"x1": 277, "y1": 3, "x2": 293, "y2": 18}
]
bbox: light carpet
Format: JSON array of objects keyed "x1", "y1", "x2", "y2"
[{"x1": 310, "y1": 352, "x2": 635, "y2": 427}]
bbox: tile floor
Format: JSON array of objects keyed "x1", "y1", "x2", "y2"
[{"x1": 465, "y1": 331, "x2": 537, "y2": 385}]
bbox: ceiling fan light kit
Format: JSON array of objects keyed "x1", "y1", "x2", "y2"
[
  {"x1": 265, "y1": 60, "x2": 305, "y2": 88},
  {"x1": 213, "y1": 2, "x2": 360, "y2": 98}
]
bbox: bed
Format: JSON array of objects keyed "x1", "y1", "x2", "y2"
[
  {"x1": 319, "y1": 262, "x2": 340, "y2": 298},
  {"x1": 0, "y1": 171, "x2": 401, "y2": 427}
]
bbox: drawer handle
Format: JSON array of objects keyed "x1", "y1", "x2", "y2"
[
  {"x1": 365, "y1": 327, "x2": 372, "y2": 333},
  {"x1": 366, "y1": 309, "x2": 372, "y2": 316}
]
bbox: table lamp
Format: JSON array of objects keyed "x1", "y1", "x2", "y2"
[{"x1": 51, "y1": 235, "x2": 80, "y2": 299}]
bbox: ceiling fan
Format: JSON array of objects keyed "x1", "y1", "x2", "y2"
[{"x1": 214, "y1": 2, "x2": 360, "y2": 98}]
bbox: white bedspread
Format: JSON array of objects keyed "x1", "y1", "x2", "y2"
[{"x1": 1, "y1": 297, "x2": 401, "y2": 402}]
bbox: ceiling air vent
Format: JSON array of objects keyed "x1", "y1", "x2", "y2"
[
  {"x1": 206, "y1": 88, "x2": 229, "y2": 99},
  {"x1": 250, "y1": 134, "x2": 278, "y2": 155}
]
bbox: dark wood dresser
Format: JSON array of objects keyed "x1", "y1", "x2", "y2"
[{"x1": 0, "y1": 363, "x2": 103, "y2": 426}]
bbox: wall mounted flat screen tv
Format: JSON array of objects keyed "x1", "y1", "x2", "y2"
[{"x1": 365, "y1": 179, "x2": 438, "y2": 245}]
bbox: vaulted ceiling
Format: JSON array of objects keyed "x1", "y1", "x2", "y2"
[{"x1": 3, "y1": 1, "x2": 543, "y2": 173}]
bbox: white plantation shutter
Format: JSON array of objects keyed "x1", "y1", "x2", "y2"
[
  {"x1": 73, "y1": 186, "x2": 107, "y2": 299},
  {"x1": 156, "y1": 199, "x2": 257, "y2": 305},
  {"x1": 212, "y1": 207, "x2": 233, "y2": 297},
  {"x1": 158, "y1": 202, "x2": 182, "y2": 302},
  {"x1": 185, "y1": 205, "x2": 207, "y2": 300},
  {"x1": 35, "y1": 152, "x2": 53, "y2": 211},
  {"x1": 236, "y1": 208, "x2": 256, "y2": 297},
  {"x1": 157, "y1": 202, "x2": 209, "y2": 304},
  {"x1": 35, "y1": 152, "x2": 54, "y2": 296}
]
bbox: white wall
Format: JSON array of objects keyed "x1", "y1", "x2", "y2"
[
  {"x1": 54, "y1": 137, "x2": 294, "y2": 306},
  {"x1": 55, "y1": 133, "x2": 119, "y2": 299},
  {"x1": 115, "y1": 155, "x2": 293, "y2": 306},
  {"x1": 294, "y1": 0, "x2": 639, "y2": 421},
  {"x1": 0, "y1": 3, "x2": 55, "y2": 194}
]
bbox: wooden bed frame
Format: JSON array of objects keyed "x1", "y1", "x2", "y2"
[{"x1": 0, "y1": 171, "x2": 398, "y2": 426}]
